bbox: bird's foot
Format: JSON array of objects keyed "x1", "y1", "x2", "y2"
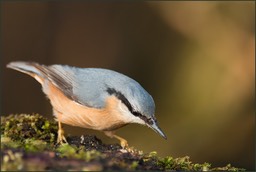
[
  {"x1": 110, "y1": 135, "x2": 129, "y2": 149},
  {"x1": 119, "y1": 137, "x2": 128, "y2": 148},
  {"x1": 56, "y1": 126, "x2": 68, "y2": 145},
  {"x1": 104, "y1": 131, "x2": 128, "y2": 149}
]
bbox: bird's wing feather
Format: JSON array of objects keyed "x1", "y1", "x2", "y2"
[
  {"x1": 70, "y1": 68, "x2": 115, "y2": 108},
  {"x1": 38, "y1": 65, "x2": 108, "y2": 108},
  {"x1": 36, "y1": 65, "x2": 73, "y2": 93}
]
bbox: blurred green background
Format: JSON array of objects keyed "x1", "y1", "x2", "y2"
[{"x1": 1, "y1": 1, "x2": 255, "y2": 170}]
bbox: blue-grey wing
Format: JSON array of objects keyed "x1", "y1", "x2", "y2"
[
  {"x1": 70, "y1": 67, "x2": 136, "y2": 109},
  {"x1": 70, "y1": 68, "x2": 119, "y2": 109},
  {"x1": 71, "y1": 69, "x2": 108, "y2": 108},
  {"x1": 38, "y1": 64, "x2": 108, "y2": 109}
]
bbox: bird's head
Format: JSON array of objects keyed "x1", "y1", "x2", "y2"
[{"x1": 106, "y1": 83, "x2": 167, "y2": 140}]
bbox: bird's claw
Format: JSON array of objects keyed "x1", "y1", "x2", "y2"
[
  {"x1": 56, "y1": 127, "x2": 68, "y2": 145},
  {"x1": 120, "y1": 139, "x2": 128, "y2": 148}
]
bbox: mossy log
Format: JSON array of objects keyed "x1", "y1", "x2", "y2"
[{"x1": 1, "y1": 114, "x2": 245, "y2": 171}]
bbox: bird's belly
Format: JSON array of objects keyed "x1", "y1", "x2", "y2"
[
  {"x1": 59, "y1": 112, "x2": 127, "y2": 131},
  {"x1": 46, "y1": 83, "x2": 128, "y2": 131},
  {"x1": 58, "y1": 111, "x2": 126, "y2": 131},
  {"x1": 57, "y1": 108, "x2": 127, "y2": 131}
]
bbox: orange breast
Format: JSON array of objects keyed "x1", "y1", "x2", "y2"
[{"x1": 46, "y1": 82, "x2": 128, "y2": 131}]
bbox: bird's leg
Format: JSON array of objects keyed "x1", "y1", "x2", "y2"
[
  {"x1": 57, "y1": 122, "x2": 68, "y2": 144},
  {"x1": 104, "y1": 131, "x2": 128, "y2": 148},
  {"x1": 56, "y1": 112, "x2": 68, "y2": 145},
  {"x1": 113, "y1": 134, "x2": 128, "y2": 148}
]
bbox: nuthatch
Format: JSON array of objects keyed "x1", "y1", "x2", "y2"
[{"x1": 7, "y1": 61, "x2": 166, "y2": 147}]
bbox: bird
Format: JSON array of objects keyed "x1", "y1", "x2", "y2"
[{"x1": 7, "y1": 61, "x2": 167, "y2": 147}]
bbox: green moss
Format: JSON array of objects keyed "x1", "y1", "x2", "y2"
[
  {"x1": 212, "y1": 164, "x2": 246, "y2": 172},
  {"x1": 1, "y1": 114, "x2": 57, "y2": 143},
  {"x1": 150, "y1": 151, "x2": 245, "y2": 172},
  {"x1": 56, "y1": 144, "x2": 77, "y2": 158},
  {"x1": 23, "y1": 139, "x2": 48, "y2": 152},
  {"x1": 130, "y1": 161, "x2": 139, "y2": 170},
  {"x1": 1, "y1": 136, "x2": 23, "y2": 149},
  {"x1": 56, "y1": 144, "x2": 103, "y2": 162},
  {"x1": 1, "y1": 136, "x2": 49, "y2": 153}
]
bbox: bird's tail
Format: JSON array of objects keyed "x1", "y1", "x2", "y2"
[
  {"x1": 6, "y1": 61, "x2": 45, "y2": 84},
  {"x1": 6, "y1": 61, "x2": 41, "y2": 75}
]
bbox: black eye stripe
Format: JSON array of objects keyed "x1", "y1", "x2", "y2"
[
  {"x1": 133, "y1": 111, "x2": 154, "y2": 125},
  {"x1": 106, "y1": 87, "x2": 153, "y2": 125},
  {"x1": 106, "y1": 87, "x2": 133, "y2": 113}
]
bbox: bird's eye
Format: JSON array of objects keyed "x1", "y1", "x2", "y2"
[{"x1": 147, "y1": 118, "x2": 154, "y2": 125}]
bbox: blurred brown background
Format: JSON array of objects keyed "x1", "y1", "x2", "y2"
[{"x1": 1, "y1": 1, "x2": 255, "y2": 170}]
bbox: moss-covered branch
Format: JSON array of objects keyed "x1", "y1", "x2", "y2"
[{"x1": 1, "y1": 114, "x2": 245, "y2": 171}]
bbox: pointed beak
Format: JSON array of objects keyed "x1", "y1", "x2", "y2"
[{"x1": 147, "y1": 120, "x2": 167, "y2": 140}]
